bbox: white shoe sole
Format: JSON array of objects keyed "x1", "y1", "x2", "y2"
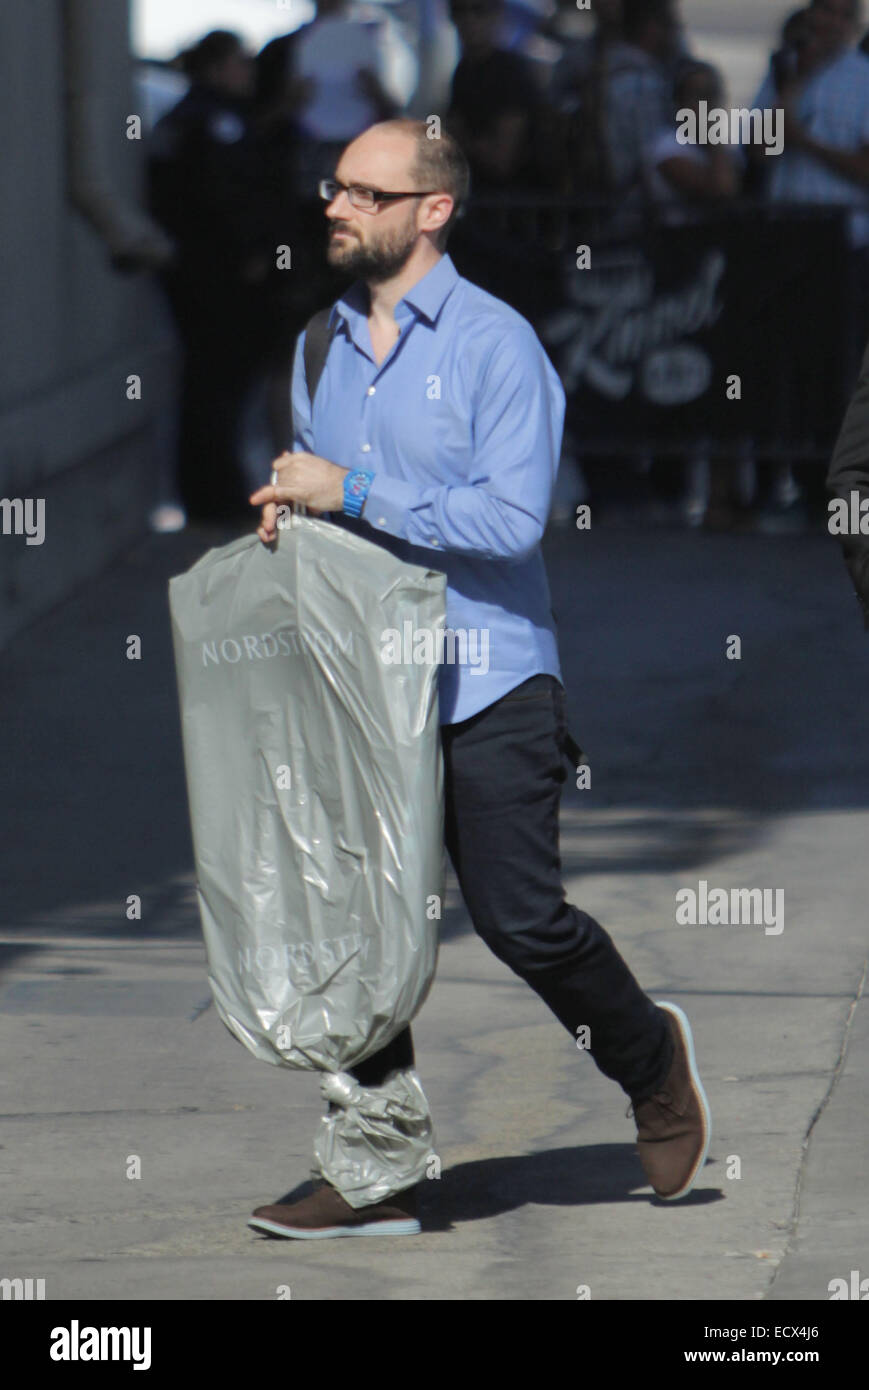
[
  {"x1": 652, "y1": 1000, "x2": 712, "y2": 1200},
  {"x1": 248, "y1": 1215, "x2": 421, "y2": 1239}
]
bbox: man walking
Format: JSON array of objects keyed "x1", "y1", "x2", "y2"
[{"x1": 248, "y1": 119, "x2": 710, "y2": 1238}]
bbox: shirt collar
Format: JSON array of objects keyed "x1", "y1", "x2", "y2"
[
  {"x1": 400, "y1": 253, "x2": 459, "y2": 324},
  {"x1": 328, "y1": 253, "x2": 459, "y2": 335}
]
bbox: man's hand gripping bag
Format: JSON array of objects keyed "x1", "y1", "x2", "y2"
[{"x1": 168, "y1": 516, "x2": 446, "y2": 1083}]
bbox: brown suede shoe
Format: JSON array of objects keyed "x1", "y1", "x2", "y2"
[
  {"x1": 249, "y1": 1182, "x2": 421, "y2": 1239},
  {"x1": 630, "y1": 1001, "x2": 711, "y2": 1201}
]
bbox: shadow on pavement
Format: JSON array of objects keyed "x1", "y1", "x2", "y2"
[{"x1": 250, "y1": 1147, "x2": 723, "y2": 1236}]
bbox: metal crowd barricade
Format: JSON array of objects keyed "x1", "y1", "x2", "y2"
[{"x1": 449, "y1": 197, "x2": 853, "y2": 462}]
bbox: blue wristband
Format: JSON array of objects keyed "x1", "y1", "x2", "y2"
[{"x1": 343, "y1": 469, "x2": 375, "y2": 518}]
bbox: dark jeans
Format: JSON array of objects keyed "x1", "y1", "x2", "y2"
[{"x1": 350, "y1": 675, "x2": 673, "y2": 1104}]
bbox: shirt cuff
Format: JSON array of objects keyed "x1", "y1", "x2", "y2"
[{"x1": 363, "y1": 472, "x2": 430, "y2": 544}]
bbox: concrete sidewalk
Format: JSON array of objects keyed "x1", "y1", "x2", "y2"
[{"x1": 1, "y1": 519, "x2": 867, "y2": 1300}]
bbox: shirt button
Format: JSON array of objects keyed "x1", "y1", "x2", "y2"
[
  {"x1": 361, "y1": 443, "x2": 371, "y2": 453},
  {"x1": 431, "y1": 538, "x2": 440, "y2": 546},
  {"x1": 367, "y1": 386, "x2": 376, "y2": 396},
  {"x1": 377, "y1": 517, "x2": 387, "y2": 526}
]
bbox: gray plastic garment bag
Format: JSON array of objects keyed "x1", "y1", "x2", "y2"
[{"x1": 168, "y1": 514, "x2": 446, "y2": 1205}]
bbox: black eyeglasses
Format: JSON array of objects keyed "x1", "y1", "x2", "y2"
[{"x1": 318, "y1": 178, "x2": 438, "y2": 211}]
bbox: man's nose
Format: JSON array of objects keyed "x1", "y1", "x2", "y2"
[{"x1": 325, "y1": 189, "x2": 352, "y2": 217}]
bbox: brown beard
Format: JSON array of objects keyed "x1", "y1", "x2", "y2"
[{"x1": 327, "y1": 218, "x2": 418, "y2": 283}]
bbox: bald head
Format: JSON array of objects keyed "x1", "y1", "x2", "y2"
[
  {"x1": 340, "y1": 124, "x2": 419, "y2": 192},
  {"x1": 338, "y1": 119, "x2": 469, "y2": 249}
]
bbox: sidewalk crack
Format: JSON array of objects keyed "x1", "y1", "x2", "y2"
[{"x1": 766, "y1": 953, "x2": 868, "y2": 1296}]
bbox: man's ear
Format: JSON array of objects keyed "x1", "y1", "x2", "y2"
[{"x1": 421, "y1": 192, "x2": 454, "y2": 238}]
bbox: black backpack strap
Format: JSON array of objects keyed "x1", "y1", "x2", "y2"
[{"x1": 303, "y1": 307, "x2": 335, "y2": 405}]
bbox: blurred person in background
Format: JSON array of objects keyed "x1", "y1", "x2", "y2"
[
  {"x1": 251, "y1": 45, "x2": 313, "y2": 460},
  {"x1": 261, "y1": 0, "x2": 401, "y2": 200},
  {"x1": 148, "y1": 31, "x2": 277, "y2": 522},
  {"x1": 446, "y1": 0, "x2": 544, "y2": 190},
  {"x1": 752, "y1": 0, "x2": 869, "y2": 370},
  {"x1": 133, "y1": 57, "x2": 191, "y2": 532},
  {"x1": 749, "y1": 0, "x2": 869, "y2": 520},
  {"x1": 550, "y1": 0, "x2": 622, "y2": 104},
  {"x1": 647, "y1": 62, "x2": 748, "y2": 530},
  {"x1": 254, "y1": 2, "x2": 401, "y2": 458},
  {"x1": 498, "y1": 0, "x2": 554, "y2": 54},
  {"x1": 594, "y1": 0, "x2": 684, "y2": 205},
  {"x1": 648, "y1": 62, "x2": 741, "y2": 215},
  {"x1": 770, "y1": 7, "x2": 815, "y2": 87},
  {"x1": 744, "y1": 8, "x2": 813, "y2": 197},
  {"x1": 548, "y1": 0, "x2": 623, "y2": 196},
  {"x1": 253, "y1": 28, "x2": 332, "y2": 464},
  {"x1": 544, "y1": 1, "x2": 686, "y2": 522},
  {"x1": 445, "y1": 0, "x2": 555, "y2": 315},
  {"x1": 134, "y1": 58, "x2": 190, "y2": 133}
]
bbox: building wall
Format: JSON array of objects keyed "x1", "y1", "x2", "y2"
[{"x1": 0, "y1": 1, "x2": 176, "y2": 649}]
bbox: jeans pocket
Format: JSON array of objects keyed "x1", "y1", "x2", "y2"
[{"x1": 500, "y1": 675, "x2": 560, "y2": 704}]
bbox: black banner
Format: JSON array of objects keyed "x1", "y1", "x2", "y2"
[{"x1": 452, "y1": 203, "x2": 852, "y2": 456}]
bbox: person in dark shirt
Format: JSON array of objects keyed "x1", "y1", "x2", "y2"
[
  {"x1": 548, "y1": 0, "x2": 624, "y2": 196},
  {"x1": 550, "y1": 0, "x2": 623, "y2": 107},
  {"x1": 446, "y1": 0, "x2": 543, "y2": 190},
  {"x1": 148, "y1": 31, "x2": 277, "y2": 521},
  {"x1": 253, "y1": 26, "x2": 342, "y2": 457}
]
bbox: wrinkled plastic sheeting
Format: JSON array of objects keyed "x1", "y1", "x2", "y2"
[
  {"x1": 313, "y1": 1068, "x2": 435, "y2": 1208},
  {"x1": 168, "y1": 516, "x2": 446, "y2": 1075}
]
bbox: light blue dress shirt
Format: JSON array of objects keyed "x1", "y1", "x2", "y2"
[{"x1": 290, "y1": 252, "x2": 566, "y2": 724}]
